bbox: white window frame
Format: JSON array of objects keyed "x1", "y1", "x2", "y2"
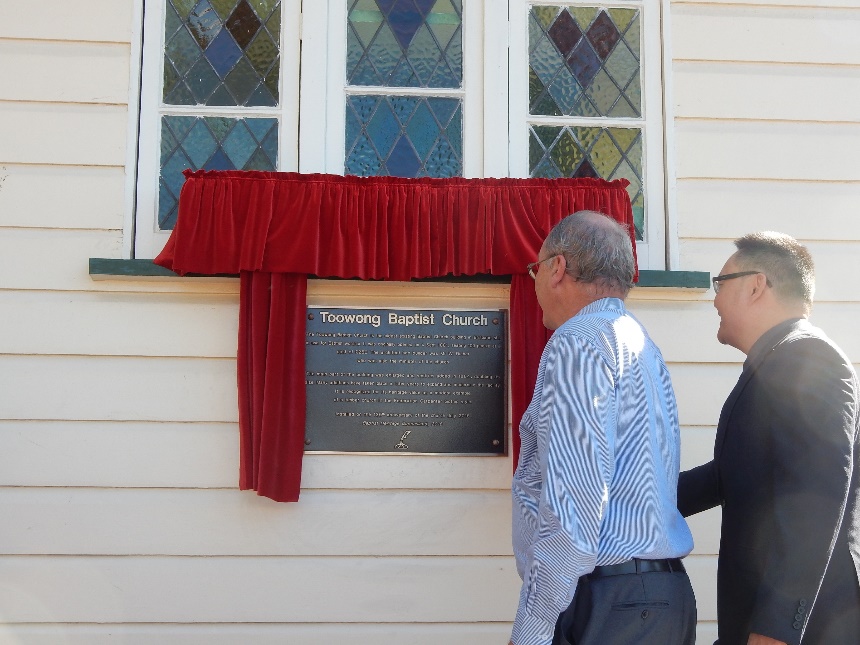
[
  {"x1": 509, "y1": 0, "x2": 674, "y2": 269},
  {"x1": 133, "y1": 0, "x2": 302, "y2": 259},
  {"x1": 130, "y1": 0, "x2": 674, "y2": 268},
  {"x1": 297, "y1": 0, "x2": 498, "y2": 178}
]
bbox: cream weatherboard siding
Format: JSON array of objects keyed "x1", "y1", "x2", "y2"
[{"x1": 0, "y1": 0, "x2": 858, "y2": 643}]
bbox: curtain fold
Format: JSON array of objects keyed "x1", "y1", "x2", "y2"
[{"x1": 156, "y1": 170, "x2": 635, "y2": 502}]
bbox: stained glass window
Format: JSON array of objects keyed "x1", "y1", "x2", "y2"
[
  {"x1": 159, "y1": 116, "x2": 277, "y2": 229},
  {"x1": 163, "y1": 0, "x2": 281, "y2": 106},
  {"x1": 345, "y1": 0, "x2": 464, "y2": 178},
  {"x1": 528, "y1": 5, "x2": 645, "y2": 239}
]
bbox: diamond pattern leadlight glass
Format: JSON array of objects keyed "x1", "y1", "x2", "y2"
[
  {"x1": 529, "y1": 125, "x2": 645, "y2": 238},
  {"x1": 529, "y1": 6, "x2": 640, "y2": 117},
  {"x1": 159, "y1": 116, "x2": 278, "y2": 229},
  {"x1": 345, "y1": 95, "x2": 462, "y2": 177},
  {"x1": 163, "y1": 0, "x2": 281, "y2": 106},
  {"x1": 347, "y1": 0, "x2": 463, "y2": 88}
]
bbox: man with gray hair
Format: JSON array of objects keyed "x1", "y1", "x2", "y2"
[
  {"x1": 509, "y1": 211, "x2": 696, "y2": 645},
  {"x1": 679, "y1": 232, "x2": 860, "y2": 645}
]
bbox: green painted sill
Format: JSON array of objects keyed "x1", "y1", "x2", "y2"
[{"x1": 89, "y1": 258, "x2": 710, "y2": 289}]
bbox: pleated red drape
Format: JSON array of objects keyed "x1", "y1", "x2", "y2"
[{"x1": 156, "y1": 170, "x2": 636, "y2": 502}]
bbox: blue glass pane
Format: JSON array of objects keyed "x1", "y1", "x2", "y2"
[
  {"x1": 158, "y1": 116, "x2": 278, "y2": 230},
  {"x1": 163, "y1": 0, "x2": 282, "y2": 106},
  {"x1": 345, "y1": 95, "x2": 461, "y2": 178},
  {"x1": 347, "y1": 0, "x2": 462, "y2": 88}
]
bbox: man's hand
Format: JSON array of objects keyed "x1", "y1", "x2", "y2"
[{"x1": 748, "y1": 634, "x2": 787, "y2": 645}]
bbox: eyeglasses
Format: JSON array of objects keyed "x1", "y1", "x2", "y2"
[
  {"x1": 712, "y1": 271, "x2": 772, "y2": 293},
  {"x1": 527, "y1": 255, "x2": 558, "y2": 280}
]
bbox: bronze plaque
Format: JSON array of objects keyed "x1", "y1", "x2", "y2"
[{"x1": 305, "y1": 307, "x2": 506, "y2": 454}]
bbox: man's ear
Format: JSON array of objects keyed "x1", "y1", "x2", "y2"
[
  {"x1": 549, "y1": 254, "x2": 567, "y2": 286},
  {"x1": 748, "y1": 272, "x2": 769, "y2": 302}
]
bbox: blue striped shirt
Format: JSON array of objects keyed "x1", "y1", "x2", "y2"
[{"x1": 511, "y1": 298, "x2": 694, "y2": 645}]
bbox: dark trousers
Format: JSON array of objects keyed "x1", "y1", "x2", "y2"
[{"x1": 552, "y1": 567, "x2": 697, "y2": 645}]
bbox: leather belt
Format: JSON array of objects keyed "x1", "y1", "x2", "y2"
[{"x1": 589, "y1": 558, "x2": 685, "y2": 579}]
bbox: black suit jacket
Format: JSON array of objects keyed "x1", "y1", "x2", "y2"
[{"x1": 679, "y1": 319, "x2": 860, "y2": 645}]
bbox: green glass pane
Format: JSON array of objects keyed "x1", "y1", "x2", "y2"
[
  {"x1": 171, "y1": 0, "x2": 198, "y2": 20},
  {"x1": 533, "y1": 125, "x2": 560, "y2": 149},
  {"x1": 210, "y1": 0, "x2": 237, "y2": 20},
  {"x1": 585, "y1": 69, "x2": 621, "y2": 115},
  {"x1": 549, "y1": 130, "x2": 584, "y2": 176},
  {"x1": 532, "y1": 6, "x2": 559, "y2": 29},
  {"x1": 625, "y1": 70, "x2": 642, "y2": 112},
  {"x1": 608, "y1": 7, "x2": 636, "y2": 32},
  {"x1": 589, "y1": 130, "x2": 623, "y2": 176},
  {"x1": 604, "y1": 41, "x2": 638, "y2": 92},
  {"x1": 608, "y1": 96, "x2": 637, "y2": 118},
  {"x1": 246, "y1": 30, "x2": 278, "y2": 75},
  {"x1": 624, "y1": 14, "x2": 641, "y2": 58},
  {"x1": 346, "y1": 0, "x2": 461, "y2": 88},
  {"x1": 568, "y1": 7, "x2": 598, "y2": 29},
  {"x1": 224, "y1": 56, "x2": 261, "y2": 104},
  {"x1": 249, "y1": 0, "x2": 278, "y2": 19},
  {"x1": 571, "y1": 126, "x2": 600, "y2": 151},
  {"x1": 529, "y1": 130, "x2": 545, "y2": 172}
]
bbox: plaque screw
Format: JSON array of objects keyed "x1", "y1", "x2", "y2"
[
  {"x1": 307, "y1": 313, "x2": 314, "y2": 320},
  {"x1": 492, "y1": 318, "x2": 499, "y2": 325},
  {"x1": 304, "y1": 439, "x2": 311, "y2": 446},
  {"x1": 492, "y1": 439, "x2": 501, "y2": 446}
]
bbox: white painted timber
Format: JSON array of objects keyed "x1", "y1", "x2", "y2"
[
  {"x1": 674, "y1": 61, "x2": 860, "y2": 123},
  {"x1": 0, "y1": 1, "x2": 133, "y2": 42},
  {"x1": 0, "y1": 623, "x2": 514, "y2": 645},
  {"x1": 632, "y1": 300, "x2": 860, "y2": 363},
  {"x1": 679, "y1": 238, "x2": 860, "y2": 302},
  {"x1": 675, "y1": 120, "x2": 860, "y2": 182},
  {"x1": 0, "y1": 40, "x2": 131, "y2": 104},
  {"x1": 672, "y1": 5, "x2": 860, "y2": 65},
  {"x1": 0, "y1": 556, "x2": 521, "y2": 623},
  {"x1": 0, "y1": 488, "x2": 512, "y2": 556},
  {"x1": 0, "y1": 102, "x2": 127, "y2": 166},
  {"x1": 682, "y1": 426, "x2": 718, "y2": 470},
  {"x1": 676, "y1": 179, "x2": 860, "y2": 242},
  {"x1": 0, "y1": 421, "x2": 239, "y2": 488},
  {"x1": 0, "y1": 291, "x2": 239, "y2": 358},
  {"x1": 0, "y1": 164, "x2": 125, "y2": 230},
  {"x1": 670, "y1": 363, "x2": 745, "y2": 427},
  {"x1": 0, "y1": 355, "x2": 238, "y2": 423},
  {"x1": 683, "y1": 555, "x2": 718, "y2": 620},
  {"x1": 0, "y1": 421, "x2": 514, "y2": 490},
  {"x1": 687, "y1": 507, "x2": 722, "y2": 555}
]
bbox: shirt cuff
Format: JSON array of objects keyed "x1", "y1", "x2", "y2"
[{"x1": 511, "y1": 598, "x2": 557, "y2": 645}]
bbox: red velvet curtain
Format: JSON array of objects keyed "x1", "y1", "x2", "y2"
[{"x1": 156, "y1": 170, "x2": 635, "y2": 502}]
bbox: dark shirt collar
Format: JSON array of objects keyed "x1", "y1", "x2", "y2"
[{"x1": 744, "y1": 317, "x2": 807, "y2": 370}]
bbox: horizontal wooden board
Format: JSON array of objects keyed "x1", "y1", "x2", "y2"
[
  {"x1": 687, "y1": 507, "x2": 722, "y2": 556},
  {"x1": 0, "y1": 102, "x2": 127, "y2": 166},
  {"x1": 676, "y1": 179, "x2": 860, "y2": 242},
  {"x1": 0, "y1": 488, "x2": 512, "y2": 556},
  {"x1": 0, "y1": 421, "x2": 515, "y2": 490},
  {"x1": 0, "y1": 554, "x2": 717, "y2": 623},
  {"x1": 679, "y1": 238, "x2": 860, "y2": 303},
  {"x1": 674, "y1": 61, "x2": 860, "y2": 123},
  {"x1": 0, "y1": 40, "x2": 130, "y2": 104},
  {"x1": 0, "y1": 555, "x2": 522, "y2": 623},
  {"x1": 632, "y1": 299, "x2": 860, "y2": 363},
  {"x1": 0, "y1": 354, "x2": 744, "y2": 427},
  {"x1": 0, "y1": 290, "x2": 240, "y2": 358},
  {"x1": 0, "y1": 355, "x2": 238, "y2": 422},
  {"x1": 0, "y1": 284, "x2": 836, "y2": 363},
  {"x1": 675, "y1": 120, "x2": 860, "y2": 182},
  {"x1": 672, "y1": 5, "x2": 860, "y2": 65},
  {"x1": 0, "y1": 623, "x2": 514, "y2": 645},
  {"x1": 681, "y1": 426, "x2": 717, "y2": 471},
  {"x1": 0, "y1": 164, "x2": 125, "y2": 230},
  {"x1": 0, "y1": 229, "x2": 241, "y2": 294},
  {"x1": 0, "y1": 0, "x2": 133, "y2": 42}
]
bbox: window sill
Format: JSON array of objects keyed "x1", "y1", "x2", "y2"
[{"x1": 89, "y1": 259, "x2": 710, "y2": 289}]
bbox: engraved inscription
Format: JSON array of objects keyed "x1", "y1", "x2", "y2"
[{"x1": 305, "y1": 308, "x2": 507, "y2": 454}]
